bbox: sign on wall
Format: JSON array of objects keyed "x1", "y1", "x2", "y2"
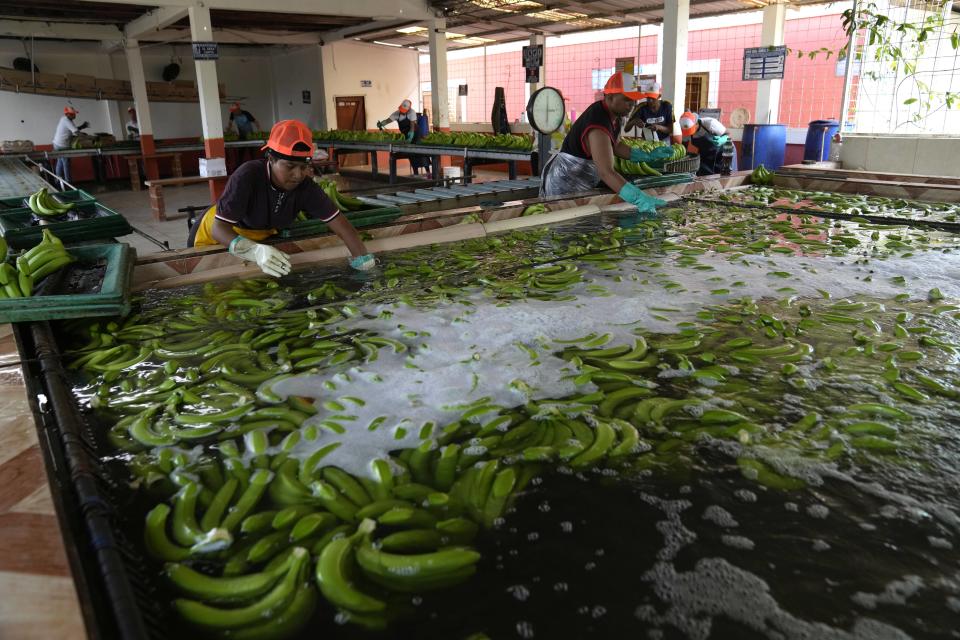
[
  {"x1": 360, "y1": 80, "x2": 372, "y2": 88},
  {"x1": 458, "y1": 84, "x2": 468, "y2": 96},
  {"x1": 742, "y1": 46, "x2": 786, "y2": 81},
  {"x1": 615, "y1": 57, "x2": 635, "y2": 74},
  {"x1": 192, "y1": 42, "x2": 219, "y2": 61},
  {"x1": 302, "y1": 90, "x2": 311, "y2": 104}
]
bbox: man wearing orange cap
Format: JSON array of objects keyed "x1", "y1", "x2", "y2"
[
  {"x1": 51, "y1": 106, "x2": 89, "y2": 184},
  {"x1": 377, "y1": 100, "x2": 418, "y2": 143},
  {"x1": 678, "y1": 111, "x2": 731, "y2": 176},
  {"x1": 189, "y1": 119, "x2": 375, "y2": 276},
  {"x1": 541, "y1": 71, "x2": 672, "y2": 213},
  {"x1": 625, "y1": 82, "x2": 674, "y2": 141}
]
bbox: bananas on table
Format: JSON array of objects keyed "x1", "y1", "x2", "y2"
[
  {"x1": 616, "y1": 139, "x2": 687, "y2": 176},
  {"x1": 27, "y1": 188, "x2": 76, "y2": 217}
]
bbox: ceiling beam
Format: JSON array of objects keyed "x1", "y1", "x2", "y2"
[
  {"x1": 0, "y1": 18, "x2": 123, "y2": 40},
  {"x1": 140, "y1": 27, "x2": 325, "y2": 45},
  {"x1": 77, "y1": 0, "x2": 435, "y2": 21},
  {"x1": 125, "y1": 6, "x2": 189, "y2": 39},
  {"x1": 317, "y1": 18, "x2": 426, "y2": 44}
]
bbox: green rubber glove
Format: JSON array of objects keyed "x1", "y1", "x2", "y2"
[
  {"x1": 711, "y1": 134, "x2": 730, "y2": 146},
  {"x1": 618, "y1": 182, "x2": 667, "y2": 214},
  {"x1": 377, "y1": 120, "x2": 386, "y2": 131},
  {"x1": 405, "y1": 130, "x2": 415, "y2": 143}
]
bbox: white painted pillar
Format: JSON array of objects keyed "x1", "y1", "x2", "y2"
[
  {"x1": 124, "y1": 38, "x2": 160, "y2": 180},
  {"x1": 188, "y1": 2, "x2": 227, "y2": 199},
  {"x1": 428, "y1": 16, "x2": 449, "y2": 130},
  {"x1": 661, "y1": 0, "x2": 690, "y2": 138},
  {"x1": 755, "y1": 1, "x2": 787, "y2": 124},
  {"x1": 124, "y1": 40, "x2": 153, "y2": 140}
]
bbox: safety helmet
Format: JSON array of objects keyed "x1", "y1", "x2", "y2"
[
  {"x1": 398, "y1": 99, "x2": 412, "y2": 114},
  {"x1": 64, "y1": 106, "x2": 78, "y2": 116},
  {"x1": 229, "y1": 102, "x2": 242, "y2": 113},
  {"x1": 679, "y1": 111, "x2": 699, "y2": 137},
  {"x1": 603, "y1": 71, "x2": 643, "y2": 101},
  {"x1": 261, "y1": 119, "x2": 314, "y2": 162},
  {"x1": 643, "y1": 81, "x2": 662, "y2": 100}
]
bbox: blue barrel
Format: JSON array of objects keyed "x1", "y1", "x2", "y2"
[
  {"x1": 416, "y1": 113, "x2": 430, "y2": 138},
  {"x1": 803, "y1": 119, "x2": 840, "y2": 162},
  {"x1": 740, "y1": 124, "x2": 787, "y2": 171}
]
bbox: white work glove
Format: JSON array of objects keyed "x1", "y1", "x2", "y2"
[{"x1": 228, "y1": 236, "x2": 291, "y2": 278}]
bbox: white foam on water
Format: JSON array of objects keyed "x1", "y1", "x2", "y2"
[
  {"x1": 636, "y1": 557, "x2": 912, "y2": 640},
  {"x1": 851, "y1": 575, "x2": 925, "y2": 610},
  {"x1": 806, "y1": 504, "x2": 830, "y2": 519},
  {"x1": 259, "y1": 235, "x2": 960, "y2": 479},
  {"x1": 702, "y1": 505, "x2": 739, "y2": 528},
  {"x1": 721, "y1": 535, "x2": 755, "y2": 550}
]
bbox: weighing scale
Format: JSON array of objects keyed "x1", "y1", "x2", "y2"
[{"x1": 525, "y1": 86, "x2": 565, "y2": 173}]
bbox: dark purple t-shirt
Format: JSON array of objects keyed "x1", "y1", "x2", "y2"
[{"x1": 216, "y1": 159, "x2": 338, "y2": 230}]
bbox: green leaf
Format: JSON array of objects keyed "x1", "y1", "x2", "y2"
[{"x1": 951, "y1": 32, "x2": 959, "y2": 50}]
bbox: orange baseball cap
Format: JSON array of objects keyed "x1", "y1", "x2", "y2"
[
  {"x1": 64, "y1": 106, "x2": 78, "y2": 116},
  {"x1": 679, "y1": 111, "x2": 699, "y2": 137},
  {"x1": 261, "y1": 119, "x2": 314, "y2": 161},
  {"x1": 398, "y1": 99, "x2": 412, "y2": 114},
  {"x1": 229, "y1": 102, "x2": 241, "y2": 113},
  {"x1": 603, "y1": 72, "x2": 643, "y2": 101},
  {"x1": 643, "y1": 81, "x2": 662, "y2": 100}
]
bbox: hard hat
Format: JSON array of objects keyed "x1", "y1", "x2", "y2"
[
  {"x1": 64, "y1": 106, "x2": 78, "y2": 116},
  {"x1": 261, "y1": 119, "x2": 314, "y2": 161},
  {"x1": 398, "y1": 99, "x2": 412, "y2": 114},
  {"x1": 643, "y1": 81, "x2": 662, "y2": 100},
  {"x1": 229, "y1": 102, "x2": 241, "y2": 113},
  {"x1": 603, "y1": 71, "x2": 643, "y2": 101},
  {"x1": 679, "y1": 111, "x2": 699, "y2": 137}
]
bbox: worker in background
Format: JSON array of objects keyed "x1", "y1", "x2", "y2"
[
  {"x1": 228, "y1": 102, "x2": 261, "y2": 164},
  {"x1": 625, "y1": 82, "x2": 674, "y2": 141},
  {"x1": 678, "y1": 111, "x2": 731, "y2": 176},
  {"x1": 51, "y1": 106, "x2": 89, "y2": 185},
  {"x1": 126, "y1": 107, "x2": 140, "y2": 140},
  {"x1": 540, "y1": 71, "x2": 673, "y2": 213},
  {"x1": 377, "y1": 100, "x2": 418, "y2": 142},
  {"x1": 189, "y1": 119, "x2": 375, "y2": 277},
  {"x1": 377, "y1": 99, "x2": 426, "y2": 175}
]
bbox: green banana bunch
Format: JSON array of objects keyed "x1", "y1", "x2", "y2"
[
  {"x1": 27, "y1": 188, "x2": 75, "y2": 217},
  {"x1": 751, "y1": 164, "x2": 774, "y2": 186},
  {"x1": 313, "y1": 178, "x2": 365, "y2": 213},
  {"x1": 521, "y1": 203, "x2": 548, "y2": 217},
  {"x1": 0, "y1": 229, "x2": 73, "y2": 298}
]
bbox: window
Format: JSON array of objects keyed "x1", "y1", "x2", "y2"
[
  {"x1": 685, "y1": 73, "x2": 709, "y2": 112},
  {"x1": 592, "y1": 67, "x2": 615, "y2": 90}
]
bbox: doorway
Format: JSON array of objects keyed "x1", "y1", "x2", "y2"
[
  {"x1": 335, "y1": 95, "x2": 366, "y2": 167},
  {"x1": 684, "y1": 73, "x2": 709, "y2": 113}
]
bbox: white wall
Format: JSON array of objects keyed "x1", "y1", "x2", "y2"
[
  {"x1": 269, "y1": 45, "x2": 326, "y2": 130},
  {"x1": 321, "y1": 41, "x2": 420, "y2": 130},
  {"x1": 0, "y1": 39, "x2": 274, "y2": 144}
]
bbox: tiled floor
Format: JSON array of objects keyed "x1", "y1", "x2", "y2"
[{"x1": 0, "y1": 356, "x2": 85, "y2": 639}]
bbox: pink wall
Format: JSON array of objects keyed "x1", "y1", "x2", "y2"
[{"x1": 421, "y1": 11, "x2": 849, "y2": 129}]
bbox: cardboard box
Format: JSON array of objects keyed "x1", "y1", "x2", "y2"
[{"x1": 199, "y1": 157, "x2": 227, "y2": 177}]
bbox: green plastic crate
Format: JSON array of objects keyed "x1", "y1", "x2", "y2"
[
  {"x1": 278, "y1": 206, "x2": 402, "y2": 239},
  {"x1": 0, "y1": 243, "x2": 135, "y2": 322},
  {"x1": 0, "y1": 200, "x2": 133, "y2": 249},
  {"x1": 0, "y1": 188, "x2": 98, "y2": 211}
]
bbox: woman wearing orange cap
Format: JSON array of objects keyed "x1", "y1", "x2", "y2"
[
  {"x1": 51, "y1": 106, "x2": 89, "y2": 184},
  {"x1": 540, "y1": 71, "x2": 672, "y2": 213},
  {"x1": 189, "y1": 119, "x2": 375, "y2": 277},
  {"x1": 625, "y1": 82, "x2": 674, "y2": 141}
]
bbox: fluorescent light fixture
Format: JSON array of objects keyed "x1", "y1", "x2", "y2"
[
  {"x1": 373, "y1": 40, "x2": 403, "y2": 47},
  {"x1": 396, "y1": 26, "x2": 427, "y2": 34}
]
